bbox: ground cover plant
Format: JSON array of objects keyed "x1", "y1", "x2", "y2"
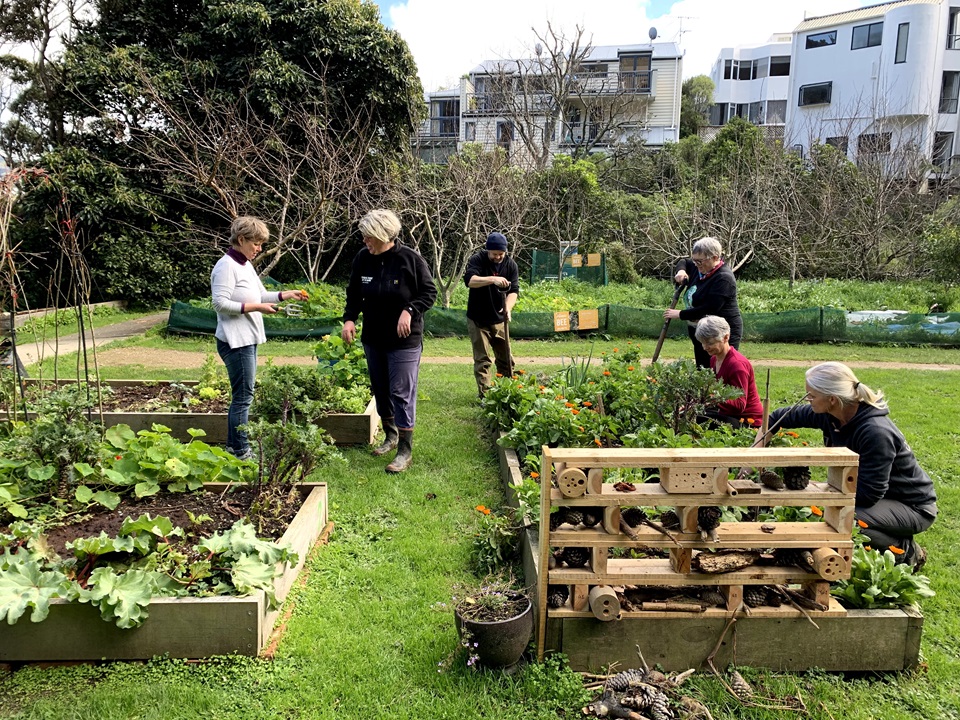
[{"x1": 2, "y1": 338, "x2": 958, "y2": 719}]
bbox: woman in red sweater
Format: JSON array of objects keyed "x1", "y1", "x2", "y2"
[{"x1": 695, "y1": 315, "x2": 763, "y2": 427}]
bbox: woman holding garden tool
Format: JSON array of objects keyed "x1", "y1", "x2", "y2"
[
  {"x1": 769, "y1": 362, "x2": 937, "y2": 570},
  {"x1": 663, "y1": 237, "x2": 742, "y2": 369},
  {"x1": 211, "y1": 216, "x2": 308, "y2": 460}
]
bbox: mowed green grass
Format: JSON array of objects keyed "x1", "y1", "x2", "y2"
[{"x1": 3, "y1": 335, "x2": 960, "y2": 719}]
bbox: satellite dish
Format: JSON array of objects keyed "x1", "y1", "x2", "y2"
[{"x1": 648, "y1": 27, "x2": 658, "y2": 41}]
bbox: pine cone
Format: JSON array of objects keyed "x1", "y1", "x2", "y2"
[
  {"x1": 563, "y1": 507, "x2": 584, "y2": 527},
  {"x1": 782, "y1": 466, "x2": 811, "y2": 490},
  {"x1": 547, "y1": 584, "x2": 570, "y2": 608},
  {"x1": 729, "y1": 670, "x2": 754, "y2": 700},
  {"x1": 699, "y1": 589, "x2": 726, "y2": 608},
  {"x1": 560, "y1": 546, "x2": 590, "y2": 568},
  {"x1": 606, "y1": 668, "x2": 647, "y2": 691},
  {"x1": 659, "y1": 509, "x2": 681, "y2": 530},
  {"x1": 621, "y1": 684, "x2": 674, "y2": 720},
  {"x1": 621, "y1": 507, "x2": 648, "y2": 529},
  {"x1": 549, "y1": 507, "x2": 568, "y2": 531},
  {"x1": 581, "y1": 507, "x2": 602, "y2": 528},
  {"x1": 697, "y1": 506, "x2": 721, "y2": 532},
  {"x1": 744, "y1": 586, "x2": 768, "y2": 608},
  {"x1": 759, "y1": 470, "x2": 785, "y2": 490}
]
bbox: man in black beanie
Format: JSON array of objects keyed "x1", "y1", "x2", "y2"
[{"x1": 464, "y1": 232, "x2": 520, "y2": 397}]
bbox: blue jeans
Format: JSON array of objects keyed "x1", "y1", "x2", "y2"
[
  {"x1": 363, "y1": 343, "x2": 422, "y2": 429},
  {"x1": 217, "y1": 339, "x2": 257, "y2": 455}
]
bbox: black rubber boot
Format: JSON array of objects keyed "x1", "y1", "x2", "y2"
[
  {"x1": 372, "y1": 418, "x2": 399, "y2": 456},
  {"x1": 385, "y1": 429, "x2": 413, "y2": 473}
]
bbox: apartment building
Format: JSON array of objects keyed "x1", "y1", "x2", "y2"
[
  {"x1": 413, "y1": 41, "x2": 683, "y2": 167},
  {"x1": 786, "y1": 0, "x2": 960, "y2": 172},
  {"x1": 707, "y1": 33, "x2": 792, "y2": 141}
]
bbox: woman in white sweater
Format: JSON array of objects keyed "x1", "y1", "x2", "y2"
[{"x1": 211, "y1": 216, "x2": 307, "y2": 459}]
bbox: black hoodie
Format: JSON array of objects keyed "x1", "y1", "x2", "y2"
[
  {"x1": 769, "y1": 402, "x2": 937, "y2": 513},
  {"x1": 343, "y1": 242, "x2": 437, "y2": 350}
]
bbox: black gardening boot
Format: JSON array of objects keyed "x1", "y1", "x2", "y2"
[
  {"x1": 385, "y1": 429, "x2": 413, "y2": 473},
  {"x1": 372, "y1": 418, "x2": 399, "y2": 456}
]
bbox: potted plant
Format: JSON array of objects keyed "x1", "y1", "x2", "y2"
[{"x1": 453, "y1": 578, "x2": 533, "y2": 670}]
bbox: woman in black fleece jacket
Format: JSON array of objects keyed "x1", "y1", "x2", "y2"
[
  {"x1": 769, "y1": 361, "x2": 937, "y2": 569},
  {"x1": 665, "y1": 237, "x2": 742, "y2": 369},
  {"x1": 342, "y1": 209, "x2": 437, "y2": 473}
]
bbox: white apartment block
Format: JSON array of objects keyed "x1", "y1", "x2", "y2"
[
  {"x1": 414, "y1": 41, "x2": 683, "y2": 167},
  {"x1": 786, "y1": 0, "x2": 960, "y2": 173},
  {"x1": 708, "y1": 33, "x2": 793, "y2": 137}
]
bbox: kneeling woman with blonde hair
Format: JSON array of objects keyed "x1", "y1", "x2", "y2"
[{"x1": 768, "y1": 361, "x2": 937, "y2": 569}]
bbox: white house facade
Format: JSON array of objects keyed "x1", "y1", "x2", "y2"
[
  {"x1": 708, "y1": 33, "x2": 793, "y2": 134},
  {"x1": 413, "y1": 41, "x2": 683, "y2": 167},
  {"x1": 785, "y1": 0, "x2": 960, "y2": 172}
]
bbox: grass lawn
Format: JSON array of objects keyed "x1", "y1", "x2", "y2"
[{"x1": 2, "y1": 335, "x2": 959, "y2": 719}]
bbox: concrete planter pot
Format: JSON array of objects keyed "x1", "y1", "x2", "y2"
[
  {"x1": 454, "y1": 592, "x2": 533, "y2": 669},
  {"x1": 1, "y1": 379, "x2": 379, "y2": 446},
  {"x1": 0, "y1": 482, "x2": 328, "y2": 662}
]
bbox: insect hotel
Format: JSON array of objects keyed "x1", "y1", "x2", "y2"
[{"x1": 500, "y1": 445, "x2": 923, "y2": 672}]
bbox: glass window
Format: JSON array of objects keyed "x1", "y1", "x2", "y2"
[
  {"x1": 464, "y1": 121, "x2": 476, "y2": 142},
  {"x1": 934, "y1": 131, "x2": 954, "y2": 169},
  {"x1": 895, "y1": 23, "x2": 909, "y2": 63},
  {"x1": 806, "y1": 30, "x2": 837, "y2": 49},
  {"x1": 826, "y1": 136, "x2": 849, "y2": 153},
  {"x1": 748, "y1": 102, "x2": 762, "y2": 123},
  {"x1": 940, "y1": 71, "x2": 960, "y2": 113},
  {"x1": 766, "y1": 100, "x2": 787, "y2": 124},
  {"x1": 724, "y1": 59, "x2": 732, "y2": 80},
  {"x1": 858, "y1": 132, "x2": 891, "y2": 154},
  {"x1": 755, "y1": 57, "x2": 769, "y2": 79},
  {"x1": 852, "y1": 22, "x2": 883, "y2": 50},
  {"x1": 798, "y1": 82, "x2": 833, "y2": 106},
  {"x1": 709, "y1": 103, "x2": 727, "y2": 126},
  {"x1": 949, "y1": 8, "x2": 960, "y2": 50},
  {"x1": 738, "y1": 60, "x2": 752, "y2": 81},
  {"x1": 770, "y1": 56, "x2": 790, "y2": 76}
]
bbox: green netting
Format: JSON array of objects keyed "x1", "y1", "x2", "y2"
[
  {"x1": 166, "y1": 302, "x2": 341, "y2": 339},
  {"x1": 530, "y1": 249, "x2": 607, "y2": 285},
  {"x1": 167, "y1": 301, "x2": 960, "y2": 345}
]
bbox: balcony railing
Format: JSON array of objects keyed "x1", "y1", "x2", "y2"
[
  {"x1": 415, "y1": 117, "x2": 460, "y2": 138},
  {"x1": 463, "y1": 71, "x2": 654, "y2": 115},
  {"x1": 949, "y1": 33, "x2": 960, "y2": 49}
]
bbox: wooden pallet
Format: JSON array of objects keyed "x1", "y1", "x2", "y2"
[{"x1": 536, "y1": 446, "x2": 860, "y2": 659}]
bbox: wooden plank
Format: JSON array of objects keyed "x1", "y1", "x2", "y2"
[
  {"x1": 586, "y1": 468, "x2": 603, "y2": 494},
  {"x1": 552, "y1": 609, "x2": 918, "y2": 672},
  {"x1": 536, "y1": 446, "x2": 554, "y2": 660},
  {"x1": 660, "y1": 466, "x2": 727, "y2": 494},
  {"x1": 572, "y1": 585, "x2": 590, "y2": 612},
  {"x1": 669, "y1": 548, "x2": 692, "y2": 573},
  {"x1": 548, "y1": 523, "x2": 853, "y2": 549},
  {"x1": 721, "y1": 585, "x2": 743, "y2": 611},
  {"x1": 827, "y1": 465, "x2": 858, "y2": 494},
  {"x1": 602, "y1": 506, "x2": 621, "y2": 535},
  {"x1": 549, "y1": 597, "x2": 847, "y2": 620},
  {"x1": 824, "y1": 505, "x2": 855, "y2": 534},
  {"x1": 550, "y1": 559, "x2": 823, "y2": 585},
  {"x1": 551, "y1": 482, "x2": 856, "y2": 507},
  {"x1": 546, "y1": 447, "x2": 860, "y2": 467},
  {"x1": 591, "y1": 547, "x2": 609, "y2": 575},
  {"x1": 803, "y1": 581, "x2": 832, "y2": 608}
]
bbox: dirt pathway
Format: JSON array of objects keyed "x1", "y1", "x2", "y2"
[{"x1": 92, "y1": 346, "x2": 960, "y2": 372}]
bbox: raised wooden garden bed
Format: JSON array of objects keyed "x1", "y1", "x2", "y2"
[
  {"x1": 1, "y1": 379, "x2": 379, "y2": 446},
  {"x1": 0, "y1": 482, "x2": 328, "y2": 662},
  {"x1": 497, "y1": 443, "x2": 923, "y2": 673}
]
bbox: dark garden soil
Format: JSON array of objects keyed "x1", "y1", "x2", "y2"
[
  {"x1": 96, "y1": 383, "x2": 229, "y2": 413},
  {"x1": 34, "y1": 485, "x2": 300, "y2": 557}
]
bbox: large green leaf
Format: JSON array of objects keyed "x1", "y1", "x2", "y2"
[
  {"x1": 0, "y1": 559, "x2": 70, "y2": 624},
  {"x1": 82, "y1": 567, "x2": 159, "y2": 628},
  {"x1": 104, "y1": 424, "x2": 137, "y2": 449}
]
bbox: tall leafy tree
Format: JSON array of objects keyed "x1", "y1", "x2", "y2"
[{"x1": 679, "y1": 74, "x2": 713, "y2": 139}]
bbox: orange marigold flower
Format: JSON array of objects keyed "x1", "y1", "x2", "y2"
[
  {"x1": 857, "y1": 519, "x2": 869, "y2": 529},
  {"x1": 572, "y1": 409, "x2": 580, "y2": 415},
  {"x1": 518, "y1": 384, "x2": 524, "y2": 388},
  {"x1": 786, "y1": 431, "x2": 800, "y2": 438},
  {"x1": 517, "y1": 369, "x2": 525, "y2": 374},
  {"x1": 588, "y1": 381, "x2": 596, "y2": 385},
  {"x1": 556, "y1": 395, "x2": 564, "y2": 401},
  {"x1": 603, "y1": 370, "x2": 612, "y2": 376},
  {"x1": 810, "y1": 506, "x2": 823, "y2": 516},
  {"x1": 539, "y1": 385, "x2": 546, "y2": 391},
  {"x1": 889, "y1": 545, "x2": 905, "y2": 555},
  {"x1": 579, "y1": 426, "x2": 585, "y2": 432},
  {"x1": 739, "y1": 418, "x2": 746, "y2": 424},
  {"x1": 864, "y1": 545, "x2": 872, "y2": 551},
  {"x1": 565, "y1": 402, "x2": 575, "y2": 408},
  {"x1": 495, "y1": 373, "x2": 503, "y2": 378},
  {"x1": 802, "y1": 441, "x2": 809, "y2": 446},
  {"x1": 628, "y1": 366, "x2": 635, "y2": 371},
  {"x1": 530, "y1": 471, "x2": 540, "y2": 479},
  {"x1": 115, "y1": 455, "x2": 123, "y2": 460},
  {"x1": 475, "y1": 505, "x2": 491, "y2": 515},
  {"x1": 582, "y1": 401, "x2": 593, "y2": 407},
  {"x1": 613, "y1": 348, "x2": 619, "y2": 352},
  {"x1": 512, "y1": 375, "x2": 519, "y2": 380},
  {"x1": 594, "y1": 438, "x2": 602, "y2": 446}
]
